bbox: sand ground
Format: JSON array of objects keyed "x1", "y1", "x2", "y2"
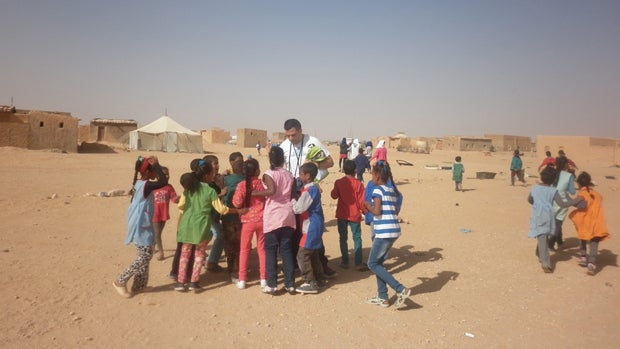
[{"x1": 1, "y1": 144, "x2": 618, "y2": 348}]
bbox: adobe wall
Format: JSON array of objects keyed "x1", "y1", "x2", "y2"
[
  {"x1": 201, "y1": 128, "x2": 230, "y2": 145},
  {"x1": 91, "y1": 124, "x2": 134, "y2": 143},
  {"x1": 271, "y1": 132, "x2": 286, "y2": 143},
  {"x1": 78, "y1": 125, "x2": 91, "y2": 143},
  {"x1": 27, "y1": 110, "x2": 79, "y2": 152},
  {"x1": 536, "y1": 135, "x2": 620, "y2": 168},
  {"x1": 485, "y1": 134, "x2": 532, "y2": 152},
  {"x1": 237, "y1": 128, "x2": 267, "y2": 148},
  {"x1": 0, "y1": 112, "x2": 29, "y2": 148}
]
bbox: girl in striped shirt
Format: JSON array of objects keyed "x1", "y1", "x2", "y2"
[{"x1": 364, "y1": 161, "x2": 411, "y2": 309}]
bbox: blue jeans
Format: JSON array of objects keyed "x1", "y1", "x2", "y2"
[
  {"x1": 338, "y1": 219, "x2": 363, "y2": 266},
  {"x1": 367, "y1": 237, "x2": 405, "y2": 300},
  {"x1": 264, "y1": 226, "x2": 295, "y2": 289},
  {"x1": 207, "y1": 220, "x2": 224, "y2": 264}
]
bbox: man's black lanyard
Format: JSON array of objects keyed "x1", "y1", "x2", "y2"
[{"x1": 288, "y1": 134, "x2": 305, "y2": 177}]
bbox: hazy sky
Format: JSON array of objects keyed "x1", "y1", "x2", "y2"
[{"x1": 2, "y1": 0, "x2": 619, "y2": 141}]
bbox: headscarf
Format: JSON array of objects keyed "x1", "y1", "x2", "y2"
[{"x1": 377, "y1": 140, "x2": 385, "y2": 149}]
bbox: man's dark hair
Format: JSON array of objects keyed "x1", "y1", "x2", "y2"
[{"x1": 284, "y1": 118, "x2": 302, "y2": 131}]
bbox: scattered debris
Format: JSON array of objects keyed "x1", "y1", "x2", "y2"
[
  {"x1": 459, "y1": 228, "x2": 472, "y2": 233},
  {"x1": 396, "y1": 159, "x2": 414, "y2": 166},
  {"x1": 605, "y1": 176, "x2": 616, "y2": 180},
  {"x1": 476, "y1": 172, "x2": 496, "y2": 179}
]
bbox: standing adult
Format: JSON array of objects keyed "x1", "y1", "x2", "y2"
[
  {"x1": 280, "y1": 118, "x2": 337, "y2": 277},
  {"x1": 510, "y1": 149, "x2": 526, "y2": 186},
  {"x1": 338, "y1": 137, "x2": 350, "y2": 172},
  {"x1": 370, "y1": 140, "x2": 388, "y2": 164}
]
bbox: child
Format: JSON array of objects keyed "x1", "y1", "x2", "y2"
[
  {"x1": 233, "y1": 158, "x2": 267, "y2": 289},
  {"x1": 221, "y1": 154, "x2": 245, "y2": 283},
  {"x1": 527, "y1": 167, "x2": 584, "y2": 273},
  {"x1": 203, "y1": 155, "x2": 227, "y2": 273},
  {"x1": 113, "y1": 156, "x2": 168, "y2": 298},
  {"x1": 152, "y1": 167, "x2": 179, "y2": 260},
  {"x1": 331, "y1": 160, "x2": 367, "y2": 271},
  {"x1": 251, "y1": 146, "x2": 297, "y2": 294},
  {"x1": 569, "y1": 172, "x2": 610, "y2": 275},
  {"x1": 510, "y1": 149, "x2": 526, "y2": 186},
  {"x1": 364, "y1": 162, "x2": 403, "y2": 242},
  {"x1": 292, "y1": 163, "x2": 325, "y2": 294},
  {"x1": 452, "y1": 156, "x2": 464, "y2": 191},
  {"x1": 549, "y1": 156, "x2": 576, "y2": 250},
  {"x1": 305, "y1": 145, "x2": 329, "y2": 182},
  {"x1": 175, "y1": 161, "x2": 246, "y2": 292},
  {"x1": 354, "y1": 147, "x2": 371, "y2": 182},
  {"x1": 364, "y1": 161, "x2": 410, "y2": 308},
  {"x1": 169, "y1": 159, "x2": 201, "y2": 281}
]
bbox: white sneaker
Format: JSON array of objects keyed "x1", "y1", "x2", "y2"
[
  {"x1": 237, "y1": 280, "x2": 246, "y2": 289},
  {"x1": 260, "y1": 279, "x2": 267, "y2": 288}
]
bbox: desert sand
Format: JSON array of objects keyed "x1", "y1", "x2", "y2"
[{"x1": 1, "y1": 143, "x2": 618, "y2": 348}]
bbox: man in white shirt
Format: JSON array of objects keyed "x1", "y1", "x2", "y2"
[
  {"x1": 279, "y1": 118, "x2": 337, "y2": 278},
  {"x1": 279, "y1": 118, "x2": 334, "y2": 181}
]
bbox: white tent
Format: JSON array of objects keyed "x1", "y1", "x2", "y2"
[{"x1": 129, "y1": 115, "x2": 203, "y2": 153}]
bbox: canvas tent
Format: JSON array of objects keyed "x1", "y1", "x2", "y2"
[{"x1": 129, "y1": 115, "x2": 203, "y2": 153}]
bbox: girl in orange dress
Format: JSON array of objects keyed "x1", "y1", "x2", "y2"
[{"x1": 569, "y1": 172, "x2": 610, "y2": 275}]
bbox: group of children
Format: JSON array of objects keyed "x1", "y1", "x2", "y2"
[
  {"x1": 528, "y1": 157, "x2": 610, "y2": 275},
  {"x1": 450, "y1": 152, "x2": 610, "y2": 275},
  {"x1": 113, "y1": 149, "x2": 412, "y2": 309}
]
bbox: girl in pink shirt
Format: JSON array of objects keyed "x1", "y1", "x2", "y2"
[
  {"x1": 251, "y1": 147, "x2": 296, "y2": 294},
  {"x1": 152, "y1": 167, "x2": 179, "y2": 261},
  {"x1": 232, "y1": 158, "x2": 267, "y2": 289},
  {"x1": 371, "y1": 140, "x2": 387, "y2": 164}
]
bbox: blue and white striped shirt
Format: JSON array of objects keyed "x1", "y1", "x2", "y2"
[{"x1": 371, "y1": 185, "x2": 401, "y2": 238}]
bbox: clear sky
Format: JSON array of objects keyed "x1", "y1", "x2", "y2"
[{"x1": 2, "y1": 0, "x2": 619, "y2": 142}]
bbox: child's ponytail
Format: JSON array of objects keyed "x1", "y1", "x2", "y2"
[
  {"x1": 243, "y1": 158, "x2": 259, "y2": 208},
  {"x1": 129, "y1": 156, "x2": 145, "y2": 200}
]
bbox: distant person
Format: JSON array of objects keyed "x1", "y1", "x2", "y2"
[
  {"x1": 113, "y1": 156, "x2": 168, "y2": 298},
  {"x1": 364, "y1": 161, "x2": 410, "y2": 308},
  {"x1": 365, "y1": 140, "x2": 373, "y2": 157},
  {"x1": 256, "y1": 142, "x2": 261, "y2": 155},
  {"x1": 347, "y1": 138, "x2": 361, "y2": 160},
  {"x1": 251, "y1": 146, "x2": 297, "y2": 294},
  {"x1": 338, "y1": 137, "x2": 350, "y2": 172},
  {"x1": 557, "y1": 150, "x2": 577, "y2": 174},
  {"x1": 537, "y1": 151, "x2": 555, "y2": 172},
  {"x1": 331, "y1": 160, "x2": 367, "y2": 271},
  {"x1": 569, "y1": 172, "x2": 610, "y2": 275},
  {"x1": 510, "y1": 149, "x2": 526, "y2": 186},
  {"x1": 292, "y1": 163, "x2": 325, "y2": 294},
  {"x1": 152, "y1": 166, "x2": 179, "y2": 261},
  {"x1": 527, "y1": 167, "x2": 584, "y2": 273},
  {"x1": 548, "y1": 156, "x2": 576, "y2": 250},
  {"x1": 232, "y1": 158, "x2": 267, "y2": 289},
  {"x1": 353, "y1": 147, "x2": 371, "y2": 182},
  {"x1": 452, "y1": 156, "x2": 465, "y2": 191},
  {"x1": 370, "y1": 140, "x2": 387, "y2": 165}
]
